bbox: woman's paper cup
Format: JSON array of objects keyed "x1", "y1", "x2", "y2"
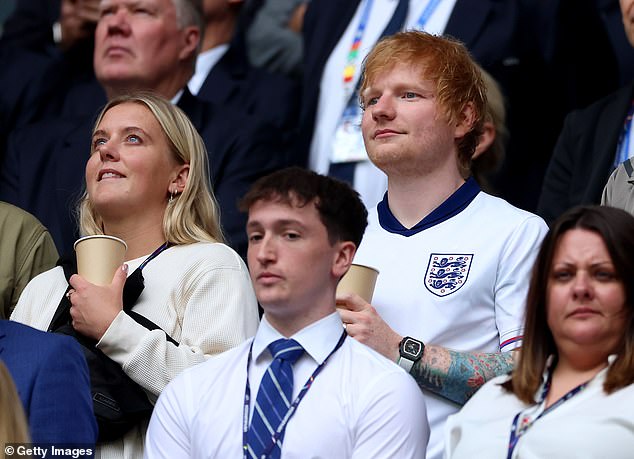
[
  {"x1": 336, "y1": 263, "x2": 379, "y2": 304},
  {"x1": 74, "y1": 235, "x2": 127, "y2": 286}
]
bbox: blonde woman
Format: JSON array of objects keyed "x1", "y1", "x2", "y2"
[{"x1": 12, "y1": 93, "x2": 260, "y2": 458}]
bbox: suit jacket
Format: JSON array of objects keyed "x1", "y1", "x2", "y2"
[
  {"x1": 298, "y1": 0, "x2": 619, "y2": 211},
  {"x1": 0, "y1": 0, "x2": 94, "y2": 75},
  {"x1": 197, "y1": 35, "x2": 301, "y2": 160},
  {"x1": 0, "y1": 319, "x2": 97, "y2": 445},
  {"x1": 0, "y1": 44, "x2": 52, "y2": 164},
  {"x1": 0, "y1": 0, "x2": 61, "y2": 54},
  {"x1": 0, "y1": 88, "x2": 286, "y2": 257},
  {"x1": 0, "y1": 1, "x2": 95, "y2": 163},
  {"x1": 537, "y1": 82, "x2": 632, "y2": 224}
]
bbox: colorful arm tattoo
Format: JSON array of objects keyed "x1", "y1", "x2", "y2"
[{"x1": 409, "y1": 345, "x2": 515, "y2": 405}]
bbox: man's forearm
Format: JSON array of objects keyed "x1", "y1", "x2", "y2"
[{"x1": 409, "y1": 345, "x2": 514, "y2": 405}]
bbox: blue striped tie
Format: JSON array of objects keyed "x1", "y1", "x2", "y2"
[{"x1": 247, "y1": 339, "x2": 304, "y2": 459}]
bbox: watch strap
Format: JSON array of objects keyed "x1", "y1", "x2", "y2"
[{"x1": 397, "y1": 355, "x2": 415, "y2": 372}]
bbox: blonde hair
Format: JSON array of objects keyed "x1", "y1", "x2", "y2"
[
  {"x1": 0, "y1": 361, "x2": 30, "y2": 444},
  {"x1": 78, "y1": 92, "x2": 225, "y2": 245}
]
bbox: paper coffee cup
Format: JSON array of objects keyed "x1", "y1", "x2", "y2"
[
  {"x1": 336, "y1": 263, "x2": 379, "y2": 304},
  {"x1": 74, "y1": 235, "x2": 127, "y2": 286}
]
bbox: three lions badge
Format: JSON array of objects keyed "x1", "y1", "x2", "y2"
[{"x1": 424, "y1": 254, "x2": 473, "y2": 297}]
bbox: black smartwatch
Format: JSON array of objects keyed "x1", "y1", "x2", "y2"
[{"x1": 397, "y1": 336, "x2": 425, "y2": 372}]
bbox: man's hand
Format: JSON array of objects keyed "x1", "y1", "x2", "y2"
[
  {"x1": 336, "y1": 292, "x2": 402, "y2": 362},
  {"x1": 68, "y1": 264, "x2": 128, "y2": 340},
  {"x1": 59, "y1": 0, "x2": 100, "y2": 50}
]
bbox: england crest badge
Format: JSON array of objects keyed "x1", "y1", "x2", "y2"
[{"x1": 424, "y1": 254, "x2": 473, "y2": 297}]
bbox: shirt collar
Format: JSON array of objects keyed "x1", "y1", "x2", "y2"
[
  {"x1": 377, "y1": 176, "x2": 481, "y2": 236},
  {"x1": 188, "y1": 44, "x2": 230, "y2": 95},
  {"x1": 252, "y1": 312, "x2": 345, "y2": 365},
  {"x1": 171, "y1": 89, "x2": 184, "y2": 105}
]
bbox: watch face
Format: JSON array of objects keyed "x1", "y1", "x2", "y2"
[{"x1": 403, "y1": 338, "x2": 422, "y2": 358}]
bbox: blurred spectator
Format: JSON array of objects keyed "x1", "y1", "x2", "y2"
[
  {"x1": 0, "y1": 0, "x2": 298, "y2": 152},
  {"x1": 245, "y1": 0, "x2": 309, "y2": 78},
  {"x1": 190, "y1": 0, "x2": 300, "y2": 152},
  {"x1": 0, "y1": 360, "x2": 30, "y2": 445},
  {"x1": 0, "y1": 44, "x2": 51, "y2": 164},
  {"x1": 0, "y1": 0, "x2": 97, "y2": 70},
  {"x1": 469, "y1": 67, "x2": 508, "y2": 195},
  {"x1": 598, "y1": 0, "x2": 634, "y2": 85},
  {"x1": 601, "y1": 156, "x2": 634, "y2": 214},
  {"x1": 0, "y1": 0, "x2": 98, "y2": 162},
  {"x1": 0, "y1": 202, "x2": 58, "y2": 319},
  {"x1": 0, "y1": 0, "x2": 285, "y2": 258},
  {"x1": 1, "y1": 0, "x2": 63, "y2": 54},
  {"x1": 0, "y1": 319, "x2": 97, "y2": 446},
  {"x1": 537, "y1": 0, "x2": 634, "y2": 224}
]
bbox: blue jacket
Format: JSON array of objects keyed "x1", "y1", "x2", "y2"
[{"x1": 0, "y1": 319, "x2": 98, "y2": 445}]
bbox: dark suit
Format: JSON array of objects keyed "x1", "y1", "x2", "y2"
[
  {"x1": 0, "y1": 44, "x2": 52, "y2": 164},
  {"x1": 0, "y1": 319, "x2": 97, "y2": 445},
  {"x1": 597, "y1": 0, "x2": 634, "y2": 85},
  {"x1": 0, "y1": 0, "x2": 60, "y2": 54},
  {"x1": 537, "y1": 82, "x2": 632, "y2": 224},
  {"x1": 0, "y1": 88, "x2": 286, "y2": 257},
  {"x1": 197, "y1": 35, "x2": 300, "y2": 162},
  {"x1": 0, "y1": 0, "x2": 95, "y2": 162},
  {"x1": 298, "y1": 0, "x2": 619, "y2": 211}
]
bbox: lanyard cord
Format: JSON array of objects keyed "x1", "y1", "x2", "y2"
[
  {"x1": 343, "y1": 0, "x2": 374, "y2": 85},
  {"x1": 506, "y1": 367, "x2": 589, "y2": 459},
  {"x1": 137, "y1": 241, "x2": 171, "y2": 271},
  {"x1": 341, "y1": 0, "x2": 442, "y2": 104},
  {"x1": 242, "y1": 331, "x2": 347, "y2": 459}
]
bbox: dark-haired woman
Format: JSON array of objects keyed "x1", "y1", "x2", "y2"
[{"x1": 445, "y1": 205, "x2": 634, "y2": 458}]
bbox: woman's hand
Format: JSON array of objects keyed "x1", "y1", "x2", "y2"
[
  {"x1": 336, "y1": 292, "x2": 402, "y2": 362},
  {"x1": 68, "y1": 264, "x2": 128, "y2": 340}
]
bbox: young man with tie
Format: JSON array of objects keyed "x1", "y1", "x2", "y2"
[{"x1": 144, "y1": 167, "x2": 428, "y2": 458}]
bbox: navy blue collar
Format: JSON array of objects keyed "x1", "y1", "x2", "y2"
[{"x1": 377, "y1": 177, "x2": 481, "y2": 236}]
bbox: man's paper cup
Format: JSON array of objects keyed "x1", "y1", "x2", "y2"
[
  {"x1": 74, "y1": 235, "x2": 127, "y2": 286},
  {"x1": 336, "y1": 263, "x2": 379, "y2": 304}
]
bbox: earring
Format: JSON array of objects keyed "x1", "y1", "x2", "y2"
[{"x1": 169, "y1": 190, "x2": 175, "y2": 203}]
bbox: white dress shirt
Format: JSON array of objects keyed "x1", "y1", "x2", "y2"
[{"x1": 145, "y1": 312, "x2": 429, "y2": 458}]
